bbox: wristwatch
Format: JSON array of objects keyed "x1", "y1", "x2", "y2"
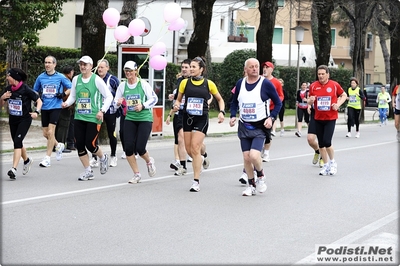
[
  {"x1": 269, "y1": 116, "x2": 275, "y2": 122},
  {"x1": 219, "y1": 110, "x2": 226, "y2": 115},
  {"x1": 35, "y1": 110, "x2": 40, "y2": 115}
]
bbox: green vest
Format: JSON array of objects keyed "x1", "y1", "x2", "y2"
[
  {"x1": 347, "y1": 87, "x2": 362, "y2": 109},
  {"x1": 124, "y1": 79, "x2": 153, "y2": 122},
  {"x1": 74, "y1": 74, "x2": 103, "y2": 124},
  {"x1": 377, "y1": 92, "x2": 390, "y2": 109}
]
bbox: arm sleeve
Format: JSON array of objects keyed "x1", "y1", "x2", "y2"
[
  {"x1": 64, "y1": 76, "x2": 77, "y2": 107},
  {"x1": 141, "y1": 79, "x2": 158, "y2": 109},
  {"x1": 95, "y1": 75, "x2": 113, "y2": 112},
  {"x1": 229, "y1": 79, "x2": 242, "y2": 118}
]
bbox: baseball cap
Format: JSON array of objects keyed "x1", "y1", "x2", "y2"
[
  {"x1": 77, "y1": 55, "x2": 93, "y2": 65},
  {"x1": 262, "y1": 61, "x2": 274, "y2": 69},
  {"x1": 124, "y1": 61, "x2": 138, "y2": 70}
]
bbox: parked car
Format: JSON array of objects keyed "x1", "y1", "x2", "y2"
[{"x1": 364, "y1": 84, "x2": 391, "y2": 107}]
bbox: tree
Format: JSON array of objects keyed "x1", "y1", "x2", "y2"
[
  {"x1": 257, "y1": 0, "x2": 279, "y2": 67},
  {"x1": 118, "y1": 0, "x2": 138, "y2": 44},
  {"x1": 81, "y1": 0, "x2": 109, "y2": 64},
  {"x1": 187, "y1": 0, "x2": 216, "y2": 59},
  {"x1": 312, "y1": 0, "x2": 335, "y2": 68},
  {"x1": 0, "y1": 0, "x2": 69, "y2": 68}
]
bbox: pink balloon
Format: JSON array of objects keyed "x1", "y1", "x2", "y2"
[
  {"x1": 103, "y1": 8, "x2": 120, "y2": 27},
  {"x1": 150, "y1": 55, "x2": 168, "y2": 71},
  {"x1": 163, "y1": 2, "x2": 182, "y2": 23},
  {"x1": 114, "y1": 25, "x2": 130, "y2": 42},
  {"x1": 150, "y1": 42, "x2": 166, "y2": 57},
  {"x1": 168, "y1": 17, "x2": 185, "y2": 31},
  {"x1": 128, "y1": 19, "x2": 146, "y2": 36}
]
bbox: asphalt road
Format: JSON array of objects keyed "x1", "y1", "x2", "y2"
[{"x1": 1, "y1": 122, "x2": 398, "y2": 265}]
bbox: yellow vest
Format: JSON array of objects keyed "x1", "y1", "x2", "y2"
[{"x1": 347, "y1": 87, "x2": 362, "y2": 109}]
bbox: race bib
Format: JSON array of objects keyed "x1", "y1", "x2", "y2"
[
  {"x1": 349, "y1": 95, "x2": 356, "y2": 103},
  {"x1": 42, "y1": 84, "x2": 57, "y2": 99},
  {"x1": 77, "y1": 98, "x2": 92, "y2": 114},
  {"x1": 8, "y1": 99, "x2": 23, "y2": 116},
  {"x1": 379, "y1": 99, "x2": 385, "y2": 105},
  {"x1": 186, "y1": 97, "x2": 203, "y2": 116},
  {"x1": 126, "y1": 94, "x2": 141, "y2": 111},
  {"x1": 317, "y1": 96, "x2": 331, "y2": 111},
  {"x1": 241, "y1": 102, "x2": 257, "y2": 120}
]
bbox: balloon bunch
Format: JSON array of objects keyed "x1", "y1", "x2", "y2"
[{"x1": 102, "y1": 2, "x2": 186, "y2": 71}]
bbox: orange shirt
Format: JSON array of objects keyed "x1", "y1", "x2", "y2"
[{"x1": 268, "y1": 77, "x2": 284, "y2": 110}]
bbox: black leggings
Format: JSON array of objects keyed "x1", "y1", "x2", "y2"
[
  {"x1": 103, "y1": 113, "x2": 117, "y2": 156},
  {"x1": 9, "y1": 118, "x2": 32, "y2": 149},
  {"x1": 124, "y1": 120, "x2": 152, "y2": 157},
  {"x1": 74, "y1": 119, "x2": 100, "y2": 156},
  {"x1": 119, "y1": 115, "x2": 125, "y2": 151},
  {"x1": 315, "y1": 119, "x2": 336, "y2": 148},
  {"x1": 347, "y1": 107, "x2": 361, "y2": 132}
]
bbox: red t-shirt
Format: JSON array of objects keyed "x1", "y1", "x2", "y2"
[
  {"x1": 392, "y1": 85, "x2": 399, "y2": 96},
  {"x1": 268, "y1": 77, "x2": 284, "y2": 110},
  {"x1": 309, "y1": 79, "x2": 345, "y2": 120}
]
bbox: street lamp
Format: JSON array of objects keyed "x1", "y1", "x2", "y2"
[{"x1": 290, "y1": 25, "x2": 308, "y2": 130}]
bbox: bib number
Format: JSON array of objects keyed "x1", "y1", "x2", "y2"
[
  {"x1": 317, "y1": 96, "x2": 331, "y2": 111},
  {"x1": 77, "y1": 98, "x2": 92, "y2": 114},
  {"x1": 186, "y1": 97, "x2": 203, "y2": 116}
]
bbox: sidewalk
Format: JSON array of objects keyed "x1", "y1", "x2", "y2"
[{"x1": 0, "y1": 109, "x2": 378, "y2": 152}]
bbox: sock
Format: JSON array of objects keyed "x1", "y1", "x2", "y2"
[
  {"x1": 93, "y1": 155, "x2": 98, "y2": 160},
  {"x1": 180, "y1": 160, "x2": 186, "y2": 169},
  {"x1": 264, "y1": 150, "x2": 269, "y2": 155},
  {"x1": 202, "y1": 152, "x2": 208, "y2": 158},
  {"x1": 248, "y1": 178, "x2": 256, "y2": 187},
  {"x1": 85, "y1": 166, "x2": 91, "y2": 172},
  {"x1": 24, "y1": 158, "x2": 30, "y2": 164},
  {"x1": 315, "y1": 149, "x2": 320, "y2": 154},
  {"x1": 256, "y1": 169, "x2": 264, "y2": 177},
  {"x1": 194, "y1": 179, "x2": 199, "y2": 183}
]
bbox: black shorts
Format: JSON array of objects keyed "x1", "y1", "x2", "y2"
[
  {"x1": 182, "y1": 112, "x2": 209, "y2": 134},
  {"x1": 41, "y1": 108, "x2": 62, "y2": 127},
  {"x1": 395, "y1": 108, "x2": 400, "y2": 115},
  {"x1": 308, "y1": 109, "x2": 316, "y2": 135}
]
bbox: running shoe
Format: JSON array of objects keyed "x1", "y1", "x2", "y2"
[
  {"x1": 202, "y1": 156, "x2": 210, "y2": 169},
  {"x1": 147, "y1": 157, "x2": 156, "y2": 177},
  {"x1": 39, "y1": 157, "x2": 51, "y2": 168},
  {"x1": 346, "y1": 132, "x2": 351, "y2": 138},
  {"x1": 262, "y1": 153, "x2": 270, "y2": 162},
  {"x1": 170, "y1": 160, "x2": 180, "y2": 170},
  {"x1": 55, "y1": 143, "x2": 65, "y2": 161},
  {"x1": 121, "y1": 152, "x2": 126, "y2": 159},
  {"x1": 78, "y1": 170, "x2": 94, "y2": 181},
  {"x1": 271, "y1": 131, "x2": 276, "y2": 137},
  {"x1": 319, "y1": 164, "x2": 330, "y2": 176},
  {"x1": 8, "y1": 167, "x2": 17, "y2": 180},
  {"x1": 397, "y1": 131, "x2": 400, "y2": 142},
  {"x1": 128, "y1": 173, "x2": 142, "y2": 184},
  {"x1": 242, "y1": 185, "x2": 256, "y2": 196},
  {"x1": 99, "y1": 154, "x2": 109, "y2": 174},
  {"x1": 90, "y1": 157, "x2": 99, "y2": 168},
  {"x1": 109, "y1": 156, "x2": 117, "y2": 167},
  {"x1": 174, "y1": 166, "x2": 187, "y2": 176},
  {"x1": 312, "y1": 152, "x2": 319, "y2": 165},
  {"x1": 295, "y1": 131, "x2": 301, "y2": 137},
  {"x1": 190, "y1": 180, "x2": 200, "y2": 192},
  {"x1": 355, "y1": 132, "x2": 360, "y2": 138},
  {"x1": 280, "y1": 129, "x2": 284, "y2": 137},
  {"x1": 239, "y1": 172, "x2": 248, "y2": 184},
  {"x1": 187, "y1": 156, "x2": 193, "y2": 162},
  {"x1": 256, "y1": 176, "x2": 267, "y2": 193},
  {"x1": 22, "y1": 158, "x2": 33, "y2": 175},
  {"x1": 319, "y1": 157, "x2": 324, "y2": 168},
  {"x1": 329, "y1": 162, "x2": 337, "y2": 175}
]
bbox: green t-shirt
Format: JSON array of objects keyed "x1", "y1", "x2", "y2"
[
  {"x1": 124, "y1": 80, "x2": 153, "y2": 122},
  {"x1": 74, "y1": 74, "x2": 103, "y2": 124}
]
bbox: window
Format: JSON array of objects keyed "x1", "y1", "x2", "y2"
[
  {"x1": 278, "y1": 0, "x2": 285, "y2": 7},
  {"x1": 246, "y1": 0, "x2": 256, "y2": 8},
  {"x1": 220, "y1": 16, "x2": 225, "y2": 31},
  {"x1": 331, "y1": 29, "x2": 336, "y2": 47},
  {"x1": 273, "y1": 28, "x2": 283, "y2": 44},
  {"x1": 366, "y1": 33, "x2": 373, "y2": 51},
  {"x1": 236, "y1": 26, "x2": 255, "y2": 43},
  {"x1": 366, "y1": 74, "x2": 371, "y2": 85}
]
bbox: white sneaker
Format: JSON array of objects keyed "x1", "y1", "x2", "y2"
[
  {"x1": 121, "y1": 152, "x2": 126, "y2": 159},
  {"x1": 174, "y1": 166, "x2": 187, "y2": 176},
  {"x1": 295, "y1": 131, "x2": 301, "y2": 137},
  {"x1": 319, "y1": 164, "x2": 330, "y2": 176},
  {"x1": 271, "y1": 131, "x2": 276, "y2": 137},
  {"x1": 355, "y1": 132, "x2": 360, "y2": 138},
  {"x1": 135, "y1": 154, "x2": 139, "y2": 159},
  {"x1": 90, "y1": 157, "x2": 99, "y2": 168},
  {"x1": 262, "y1": 153, "x2": 270, "y2": 162},
  {"x1": 147, "y1": 157, "x2": 156, "y2": 177},
  {"x1": 280, "y1": 129, "x2": 284, "y2": 137},
  {"x1": 39, "y1": 156, "x2": 51, "y2": 167},
  {"x1": 202, "y1": 156, "x2": 210, "y2": 169},
  {"x1": 329, "y1": 162, "x2": 337, "y2": 175},
  {"x1": 78, "y1": 170, "x2": 94, "y2": 181},
  {"x1": 187, "y1": 156, "x2": 193, "y2": 162},
  {"x1": 22, "y1": 158, "x2": 33, "y2": 175},
  {"x1": 190, "y1": 180, "x2": 200, "y2": 192},
  {"x1": 256, "y1": 176, "x2": 267, "y2": 193},
  {"x1": 99, "y1": 154, "x2": 109, "y2": 175},
  {"x1": 128, "y1": 173, "x2": 141, "y2": 184},
  {"x1": 242, "y1": 185, "x2": 256, "y2": 196},
  {"x1": 346, "y1": 132, "x2": 351, "y2": 138},
  {"x1": 239, "y1": 172, "x2": 248, "y2": 184},
  {"x1": 55, "y1": 143, "x2": 65, "y2": 161},
  {"x1": 7, "y1": 167, "x2": 17, "y2": 180},
  {"x1": 109, "y1": 156, "x2": 117, "y2": 167},
  {"x1": 397, "y1": 131, "x2": 400, "y2": 142},
  {"x1": 170, "y1": 160, "x2": 180, "y2": 170}
]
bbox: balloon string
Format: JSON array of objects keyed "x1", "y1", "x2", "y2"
[{"x1": 92, "y1": 41, "x2": 116, "y2": 73}]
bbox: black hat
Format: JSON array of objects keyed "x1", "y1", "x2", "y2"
[{"x1": 8, "y1": 68, "x2": 27, "y2": 82}]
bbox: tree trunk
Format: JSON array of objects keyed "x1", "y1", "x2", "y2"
[
  {"x1": 377, "y1": 29, "x2": 390, "y2": 84},
  {"x1": 187, "y1": 0, "x2": 216, "y2": 59},
  {"x1": 81, "y1": 0, "x2": 108, "y2": 64},
  {"x1": 311, "y1": 1, "x2": 319, "y2": 57},
  {"x1": 389, "y1": 0, "x2": 400, "y2": 89},
  {"x1": 6, "y1": 41, "x2": 23, "y2": 69},
  {"x1": 257, "y1": 0, "x2": 278, "y2": 68},
  {"x1": 314, "y1": 0, "x2": 334, "y2": 69},
  {"x1": 118, "y1": 0, "x2": 138, "y2": 44}
]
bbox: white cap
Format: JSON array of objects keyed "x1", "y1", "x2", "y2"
[
  {"x1": 124, "y1": 61, "x2": 138, "y2": 70},
  {"x1": 77, "y1": 55, "x2": 93, "y2": 65}
]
